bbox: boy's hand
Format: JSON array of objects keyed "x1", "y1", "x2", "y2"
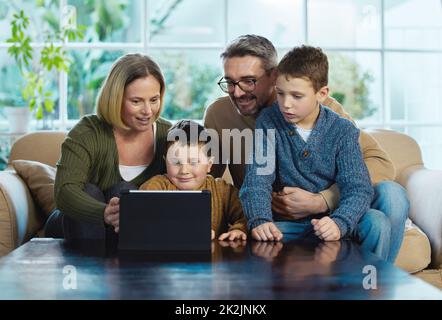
[
  {"x1": 251, "y1": 222, "x2": 283, "y2": 241},
  {"x1": 311, "y1": 217, "x2": 341, "y2": 241},
  {"x1": 314, "y1": 241, "x2": 341, "y2": 265},
  {"x1": 211, "y1": 229, "x2": 215, "y2": 240},
  {"x1": 218, "y1": 229, "x2": 247, "y2": 241},
  {"x1": 104, "y1": 197, "x2": 120, "y2": 233},
  {"x1": 251, "y1": 241, "x2": 283, "y2": 261},
  {"x1": 218, "y1": 239, "x2": 247, "y2": 249}
]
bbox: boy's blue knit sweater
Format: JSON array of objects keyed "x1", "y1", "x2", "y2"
[{"x1": 239, "y1": 103, "x2": 374, "y2": 237}]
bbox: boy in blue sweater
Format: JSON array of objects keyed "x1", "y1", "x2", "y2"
[{"x1": 240, "y1": 46, "x2": 390, "y2": 259}]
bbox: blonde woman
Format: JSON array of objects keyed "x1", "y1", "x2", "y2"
[{"x1": 47, "y1": 53, "x2": 171, "y2": 242}]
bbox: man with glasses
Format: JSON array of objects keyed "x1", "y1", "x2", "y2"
[{"x1": 204, "y1": 34, "x2": 409, "y2": 263}]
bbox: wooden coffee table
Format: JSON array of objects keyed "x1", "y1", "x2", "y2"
[{"x1": 0, "y1": 238, "x2": 440, "y2": 299}]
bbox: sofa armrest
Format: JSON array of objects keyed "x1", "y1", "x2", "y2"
[
  {"x1": 399, "y1": 166, "x2": 442, "y2": 268},
  {"x1": 0, "y1": 169, "x2": 44, "y2": 257}
]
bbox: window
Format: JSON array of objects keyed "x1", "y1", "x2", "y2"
[
  {"x1": 0, "y1": 1, "x2": 59, "y2": 42},
  {"x1": 1, "y1": 0, "x2": 441, "y2": 169},
  {"x1": 308, "y1": 0, "x2": 382, "y2": 49},
  {"x1": 67, "y1": 50, "x2": 126, "y2": 120},
  {"x1": 328, "y1": 51, "x2": 382, "y2": 122},
  {"x1": 148, "y1": 0, "x2": 224, "y2": 44},
  {"x1": 68, "y1": 0, "x2": 142, "y2": 43},
  {"x1": 228, "y1": 0, "x2": 304, "y2": 47},
  {"x1": 385, "y1": 0, "x2": 442, "y2": 50}
]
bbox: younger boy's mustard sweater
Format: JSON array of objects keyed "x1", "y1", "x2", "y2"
[{"x1": 139, "y1": 175, "x2": 247, "y2": 237}]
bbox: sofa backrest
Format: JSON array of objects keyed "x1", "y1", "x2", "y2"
[
  {"x1": 7, "y1": 129, "x2": 425, "y2": 179},
  {"x1": 8, "y1": 131, "x2": 66, "y2": 167},
  {"x1": 366, "y1": 129, "x2": 424, "y2": 178}
]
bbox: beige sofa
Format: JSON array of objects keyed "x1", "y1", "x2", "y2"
[{"x1": 0, "y1": 129, "x2": 441, "y2": 271}]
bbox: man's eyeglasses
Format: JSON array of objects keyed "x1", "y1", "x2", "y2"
[{"x1": 217, "y1": 73, "x2": 267, "y2": 94}]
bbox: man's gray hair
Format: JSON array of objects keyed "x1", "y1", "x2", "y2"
[{"x1": 220, "y1": 34, "x2": 278, "y2": 72}]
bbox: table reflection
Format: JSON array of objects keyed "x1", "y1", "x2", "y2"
[{"x1": 2, "y1": 238, "x2": 441, "y2": 299}]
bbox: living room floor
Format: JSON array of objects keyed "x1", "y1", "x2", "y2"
[{"x1": 414, "y1": 269, "x2": 442, "y2": 290}]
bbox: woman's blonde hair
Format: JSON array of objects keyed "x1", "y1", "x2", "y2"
[{"x1": 96, "y1": 53, "x2": 166, "y2": 129}]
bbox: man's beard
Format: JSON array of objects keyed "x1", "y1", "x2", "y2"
[{"x1": 231, "y1": 93, "x2": 260, "y2": 117}]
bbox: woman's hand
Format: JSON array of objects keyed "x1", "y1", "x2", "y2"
[{"x1": 104, "y1": 197, "x2": 120, "y2": 233}]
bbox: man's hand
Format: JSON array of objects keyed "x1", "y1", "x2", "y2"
[
  {"x1": 104, "y1": 197, "x2": 120, "y2": 233},
  {"x1": 251, "y1": 222, "x2": 283, "y2": 241},
  {"x1": 218, "y1": 229, "x2": 247, "y2": 241},
  {"x1": 272, "y1": 187, "x2": 328, "y2": 219},
  {"x1": 311, "y1": 217, "x2": 341, "y2": 241},
  {"x1": 211, "y1": 229, "x2": 215, "y2": 240}
]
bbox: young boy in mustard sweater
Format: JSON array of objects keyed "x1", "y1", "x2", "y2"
[{"x1": 140, "y1": 120, "x2": 247, "y2": 241}]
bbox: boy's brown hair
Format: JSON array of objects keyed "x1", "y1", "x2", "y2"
[
  {"x1": 166, "y1": 120, "x2": 212, "y2": 156},
  {"x1": 277, "y1": 45, "x2": 328, "y2": 92}
]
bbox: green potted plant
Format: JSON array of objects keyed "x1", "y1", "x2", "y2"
[{"x1": 5, "y1": 9, "x2": 84, "y2": 131}]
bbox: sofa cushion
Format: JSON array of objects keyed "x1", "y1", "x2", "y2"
[
  {"x1": 11, "y1": 160, "x2": 56, "y2": 217},
  {"x1": 395, "y1": 220, "x2": 431, "y2": 273},
  {"x1": 8, "y1": 131, "x2": 66, "y2": 167},
  {"x1": 0, "y1": 169, "x2": 42, "y2": 257},
  {"x1": 367, "y1": 129, "x2": 424, "y2": 179}
]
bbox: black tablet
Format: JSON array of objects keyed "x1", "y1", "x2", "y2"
[{"x1": 118, "y1": 190, "x2": 211, "y2": 252}]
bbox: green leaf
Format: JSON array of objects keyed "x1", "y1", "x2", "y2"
[
  {"x1": 25, "y1": 50, "x2": 32, "y2": 60},
  {"x1": 36, "y1": 106, "x2": 43, "y2": 120},
  {"x1": 44, "y1": 99, "x2": 54, "y2": 112},
  {"x1": 22, "y1": 84, "x2": 32, "y2": 101},
  {"x1": 11, "y1": 24, "x2": 17, "y2": 36},
  {"x1": 29, "y1": 99, "x2": 36, "y2": 110}
]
